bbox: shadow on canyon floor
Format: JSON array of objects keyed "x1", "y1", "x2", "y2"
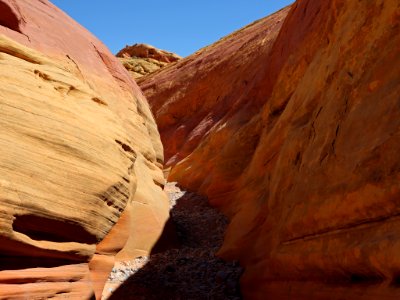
[{"x1": 108, "y1": 184, "x2": 243, "y2": 300}]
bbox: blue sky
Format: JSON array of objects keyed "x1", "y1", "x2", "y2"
[{"x1": 51, "y1": 1, "x2": 293, "y2": 57}]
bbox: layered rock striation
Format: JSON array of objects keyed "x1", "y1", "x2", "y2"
[
  {"x1": 139, "y1": 7, "x2": 291, "y2": 169},
  {"x1": 0, "y1": 0, "x2": 169, "y2": 299},
  {"x1": 117, "y1": 44, "x2": 181, "y2": 79},
  {"x1": 139, "y1": 1, "x2": 400, "y2": 299}
]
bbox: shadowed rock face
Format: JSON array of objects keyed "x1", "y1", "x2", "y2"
[
  {"x1": 0, "y1": 0, "x2": 169, "y2": 299},
  {"x1": 139, "y1": 7, "x2": 291, "y2": 169},
  {"x1": 139, "y1": 0, "x2": 400, "y2": 299},
  {"x1": 118, "y1": 44, "x2": 181, "y2": 79}
]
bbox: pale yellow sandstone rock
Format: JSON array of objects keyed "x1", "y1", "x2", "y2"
[
  {"x1": 118, "y1": 44, "x2": 181, "y2": 79},
  {"x1": 0, "y1": 0, "x2": 169, "y2": 299}
]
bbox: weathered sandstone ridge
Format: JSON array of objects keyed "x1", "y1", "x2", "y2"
[
  {"x1": 117, "y1": 44, "x2": 181, "y2": 79},
  {"x1": 0, "y1": 0, "x2": 169, "y2": 299},
  {"x1": 139, "y1": 1, "x2": 400, "y2": 299}
]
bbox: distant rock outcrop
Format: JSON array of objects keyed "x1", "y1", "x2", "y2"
[
  {"x1": 117, "y1": 44, "x2": 181, "y2": 79},
  {"x1": 0, "y1": 0, "x2": 169, "y2": 299},
  {"x1": 139, "y1": 1, "x2": 400, "y2": 299}
]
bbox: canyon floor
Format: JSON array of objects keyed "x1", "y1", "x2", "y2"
[{"x1": 102, "y1": 182, "x2": 243, "y2": 300}]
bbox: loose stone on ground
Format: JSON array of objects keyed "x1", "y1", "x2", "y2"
[{"x1": 103, "y1": 182, "x2": 243, "y2": 299}]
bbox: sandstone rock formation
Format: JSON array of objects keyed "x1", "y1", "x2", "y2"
[
  {"x1": 0, "y1": 0, "x2": 169, "y2": 299},
  {"x1": 117, "y1": 44, "x2": 181, "y2": 79},
  {"x1": 139, "y1": 7, "x2": 290, "y2": 169},
  {"x1": 139, "y1": 1, "x2": 400, "y2": 299}
]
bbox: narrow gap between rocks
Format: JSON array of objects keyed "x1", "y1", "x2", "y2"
[{"x1": 103, "y1": 182, "x2": 243, "y2": 300}]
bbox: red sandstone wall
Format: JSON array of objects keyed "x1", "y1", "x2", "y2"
[{"x1": 140, "y1": 1, "x2": 400, "y2": 298}]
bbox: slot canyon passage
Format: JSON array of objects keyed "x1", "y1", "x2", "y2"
[{"x1": 0, "y1": 0, "x2": 399, "y2": 299}]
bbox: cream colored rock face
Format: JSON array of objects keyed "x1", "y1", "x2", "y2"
[
  {"x1": 0, "y1": 32, "x2": 168, "y2": 299},
  {"x1": 0, "y1": 35, "x2": 134, "y2": 257},
  {"x1": 120, "y1": 57, "x2": 170, "y2": 79}
]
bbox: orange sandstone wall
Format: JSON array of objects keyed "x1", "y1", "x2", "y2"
[
  {"x1": 139, "y1": 0, "x2": 400, "y2": 299},
  {"x1": 0, "y1": 0, "x2": 169, "y2": 299},
  {"x1": 139, "y1": 7, "x2": 290, "y2": 171}
]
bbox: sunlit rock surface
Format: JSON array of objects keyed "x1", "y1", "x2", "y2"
[
  {"x1": 118, "y1": 44, "x2": 181, "y2": 79},
  {"x1": 139, "y1": 1, "x2": 400, "y2": 299},
  {"x1": 0, "y1": 0, "x2": 169, "y2": 299}
]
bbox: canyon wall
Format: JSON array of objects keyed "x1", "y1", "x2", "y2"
[
  {"x1": 0, "y1": 0, "x2": 169, "y2": 299},
  {"x1": 139, "y1": 0, "x2": 400, "y2": 299}
]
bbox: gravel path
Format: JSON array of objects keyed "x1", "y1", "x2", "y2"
[{"x1": 103, "y1": 182, "x2": 243, "y2": 300}]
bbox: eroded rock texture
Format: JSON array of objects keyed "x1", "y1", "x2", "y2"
[
  {"x1": 139, "y1": 7, "x2": 290, "y2": 169},
  {"x1": 0, "y1": 0, "x2": 169, "y2": 299},
  {"x1": 139, "y1": 1, "x2": 400, "y2": 299},
  {"x1": 118, "y1": 44, "x2": 181, "y2": 79}
]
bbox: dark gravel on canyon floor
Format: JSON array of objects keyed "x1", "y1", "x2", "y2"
[{"x1": 106, "y1": 182, "x2": 243, "y2": 300}]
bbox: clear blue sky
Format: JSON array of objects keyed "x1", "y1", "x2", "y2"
[{"x1": 51, "y1": 1, "x2": 293, "y2": 57}]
